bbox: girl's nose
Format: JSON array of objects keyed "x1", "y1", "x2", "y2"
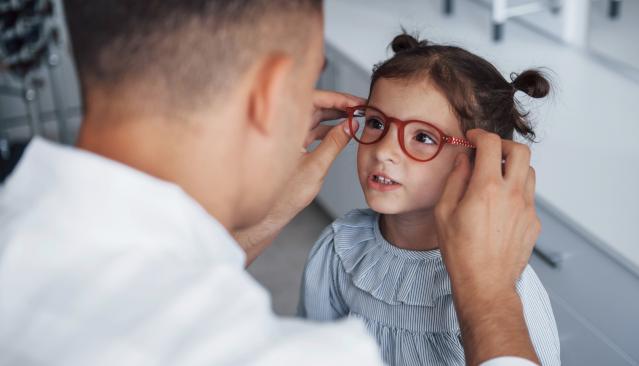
[{"x1": 373, "y1": 124, "x2": 402, "y2": 164}]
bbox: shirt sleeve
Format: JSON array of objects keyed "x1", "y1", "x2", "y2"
[
  {"x1": 515, "y1": 265, "x2": 562, "y2": 365},
  {"x1": 297, "y1": 225, "x2": 350, "y2": 320},
  {"x1": 480, "y1": 356, "x2": 540, "y2": 366}
]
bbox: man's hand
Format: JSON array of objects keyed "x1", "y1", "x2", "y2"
[
  {"x1": 434, "y1": 129, "x2": 541, "y2": 365},
  {"x1": 235, "y1": 90, "x2": 365, "y2": 266},
  {"x1": 436, "y1": 129, "x2": 540, "y2": 296}
]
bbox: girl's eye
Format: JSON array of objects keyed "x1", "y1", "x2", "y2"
[
  {"x1": 415, "y1": 132, "x2": 436, "y2": 145},
  {"x1": 366, "y1": 118, "x2": 385, "y2": 130}
]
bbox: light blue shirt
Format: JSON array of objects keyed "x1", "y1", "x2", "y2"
[{"x1": 299, "y1": 209, "x2": 561, "y2": 366}]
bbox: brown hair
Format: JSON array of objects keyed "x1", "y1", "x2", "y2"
[
  {"x1": 370, "y1": 33, "x2": 551, "y2": 142},
  {"x1": 64, "y1": 0, "x2": 323, "y2": 108}
]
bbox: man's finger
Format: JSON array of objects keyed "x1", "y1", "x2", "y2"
[
  {"x1": 503, "y1": 140, "x2": 532, "y2": 188},
  {"x1": 304, "y1": 124, "x2": 334, "y2": 148},
  {"x1": 313, "y1": 108, "x2": 348, "y2": 124},
  {"x1": 437, "y1": 153, "x2": 472, "y2": 218},
  {"x1": 309, "y1": 90, "x2": 364, "y2": 130},
  {"x1": 313, "y1": 89, "x2": 366, "y2": 111},
  {"x1": 304, "y1": 120, "x2": 353, "y2": 176},
  {"x1": 466, "y1": 129, "x2": 503, "y2": 184}
]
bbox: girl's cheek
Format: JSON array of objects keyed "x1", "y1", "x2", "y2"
[
  {"x1": 356, "y1": 146, "x2": 371, "y2": 181},
  {"x1": 405, "y1": 163, "x2": 449, "y2": 204}
]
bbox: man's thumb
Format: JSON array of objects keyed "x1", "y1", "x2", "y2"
[
  {"x1": 306, "y1": 119, "x2": 353, "y2": 175},
  {"x1": 437, "y1": 153, "x2": 472, "y2": 216}
]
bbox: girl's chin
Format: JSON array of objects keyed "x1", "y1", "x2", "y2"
[
  {"x1": 365, "y1": 197, "x2": 406, "y2": 215},
  {"x1": 365, "y1": 193, "x2": 436, "y2": 215}
]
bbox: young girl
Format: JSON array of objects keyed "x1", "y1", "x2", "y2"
[{"x1": 298, "y1": 34, "x2": 560, "y2": 366}]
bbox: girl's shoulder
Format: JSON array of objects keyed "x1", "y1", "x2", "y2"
[
  {"x1": 311, "y1": 208, "x2": 378, "y2": 262},
  {"x1": 315, "y1": 208, "x2": 378, "y2": 250},
  {"x1": 331, "y1": 208, "x2": 377, "y2": 231}
]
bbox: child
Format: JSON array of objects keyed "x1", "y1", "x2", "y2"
[{"x1": 298, "y1": 33, "x2": 561, "y2": 366}]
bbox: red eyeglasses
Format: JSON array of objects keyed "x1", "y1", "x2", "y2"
[{"x1": 346, "y1": 105, "x2": 475, "y2": 162}]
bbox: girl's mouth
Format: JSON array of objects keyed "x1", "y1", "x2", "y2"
[{"x1": 368, "y1": 174, "x2": 401, "y2": 191}]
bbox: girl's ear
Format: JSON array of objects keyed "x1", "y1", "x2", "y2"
[{"x1": 245, "y1": 52, "x2": 295, "y2": 136}]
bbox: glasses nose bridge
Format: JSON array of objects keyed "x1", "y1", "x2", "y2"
[
  {"x1": 382, "y1": 115, "x2": 400, "y2": 131},
  {"x1": 373, "y1": 119, "x2": 403, "y2": 159},
  {"x1": 384, "y1": 117, "x2": 407, "y2": 146}
]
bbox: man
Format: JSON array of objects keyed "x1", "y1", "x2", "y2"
[{"x1": 0, "y1": 1, "x2": 541, "y2": 365}]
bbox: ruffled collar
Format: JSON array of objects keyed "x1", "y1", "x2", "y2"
[{"x1": 333, "y1": 209, "x2": 451, "y2": 306}]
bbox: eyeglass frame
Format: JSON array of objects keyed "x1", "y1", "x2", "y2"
[{"x1": 345, "y1": 105, "x2": 476, "y2": 162}]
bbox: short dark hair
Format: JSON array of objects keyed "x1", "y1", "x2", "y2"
[
  {"x1": 63, "y1": 0, "x2": 322, "y2": 107},
  {"x1": 371, "y1": 33, "x2": 552, "y2": 142}
]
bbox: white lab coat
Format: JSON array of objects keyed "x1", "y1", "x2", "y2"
[{"x1": 0, "y1": 138, "x2": 535, "y2": 366}]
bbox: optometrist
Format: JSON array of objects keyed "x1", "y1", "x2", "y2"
[{"x1": 0, "y1": 1, "x2": 541, "y2": 365}]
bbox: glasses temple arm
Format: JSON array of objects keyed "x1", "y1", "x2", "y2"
[{"x1": 443, "y1": 136, "x2": 476, "y2": 149}]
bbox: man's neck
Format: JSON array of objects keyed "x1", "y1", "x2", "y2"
[
  {"x1": 76, "y1": 113, "x2": 239, "y2": 230},
  {"x1": 379, "y1": 209, "x2": 439, "y2": 251}
]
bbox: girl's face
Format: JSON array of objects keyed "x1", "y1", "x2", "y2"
[{"x1": 357, "y1": 77, "x2": 468, "y2": 215}]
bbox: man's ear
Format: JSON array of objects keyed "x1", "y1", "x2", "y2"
[{"x1": 246, "y1": 53, "x2": 295, "y2": 136}]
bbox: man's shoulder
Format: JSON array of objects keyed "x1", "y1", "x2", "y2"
[{"x1": 0, "y1": 232, "x2": 383, "y2": 365}]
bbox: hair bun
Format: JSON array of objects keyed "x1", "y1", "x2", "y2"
[
  {"x1": 511, "y1": 69, "x2": 550, "y2": 98},
  {"x1": 391, "y1": 33, "x2": 427, "y2": 54}
]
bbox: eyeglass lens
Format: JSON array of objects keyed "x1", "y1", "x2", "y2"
[{"x1": 351, "y1": 107, "x2": 442, "y2": 161}]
